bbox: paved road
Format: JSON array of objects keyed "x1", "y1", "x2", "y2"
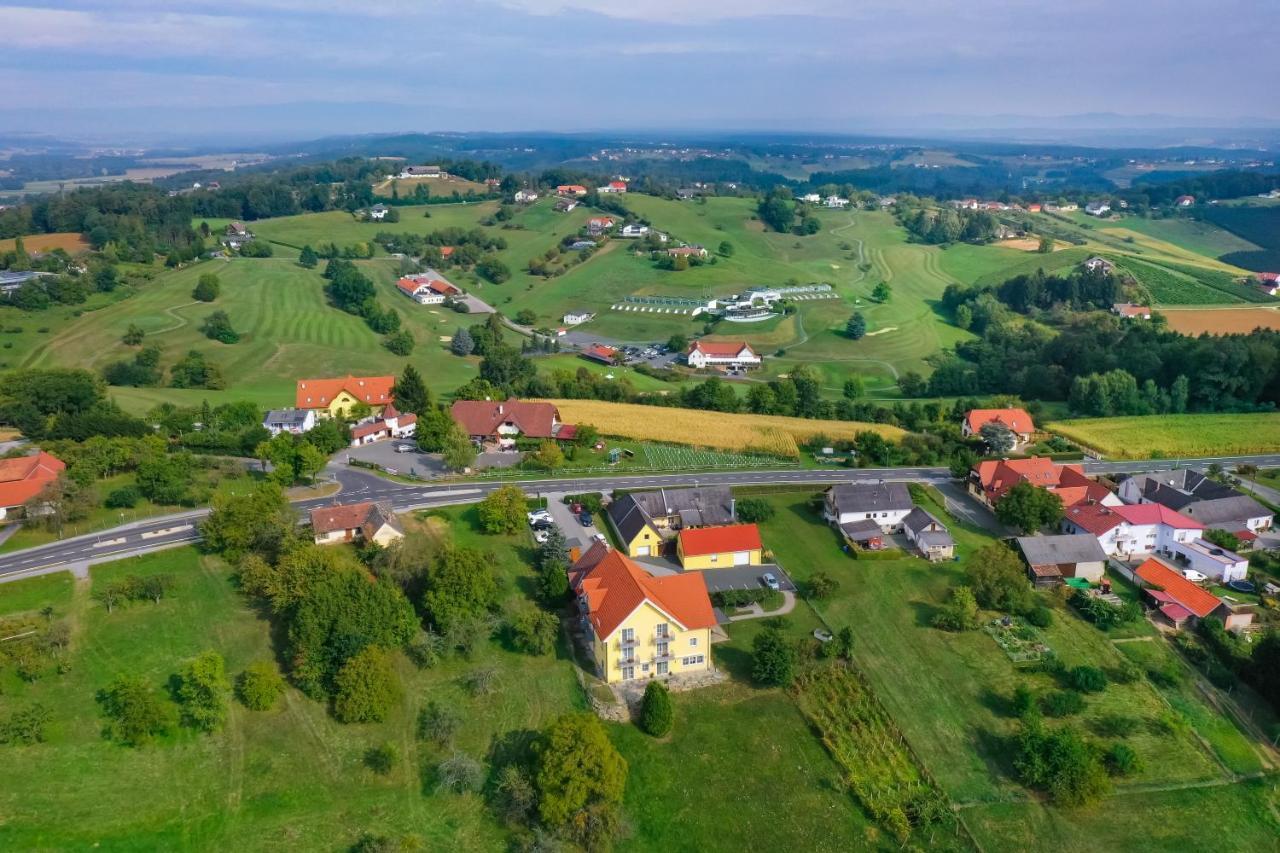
[{"x1": 2, "y1": 453, "x2": 1278, "y2": 583}]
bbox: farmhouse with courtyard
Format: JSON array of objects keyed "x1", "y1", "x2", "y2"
[
  {"x1": 0, "y1": 451, "x2": 66, "y2": 521},
  {"x1": 449, "y1": 398, "x2": 574, "y2": 449},
  {"x1": 607, "y1": 487, "x2": 736, "y2": 558}
]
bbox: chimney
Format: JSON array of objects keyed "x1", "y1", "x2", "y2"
[{"x1": 498, "y1": 403, "x2": 504, "y2": 415}]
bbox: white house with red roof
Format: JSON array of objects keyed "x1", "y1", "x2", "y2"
[
  {"x1": 580, "y1": 343, "x2": 619, "y2": 365},
  {"x1": 0, "y1": 451, "x2": 65, "y2": 520},
  {"x1": 1061, "y1": 501, "x2": 1246, "y2": 581},
  {"x1": 587, "y1": 216, "x2": 615, "y2": 235},
  {"x1": 962, "y1": 408, "x2": 1035, "y2": 446},
  {"x1": 1112, "y1": 303, "x2": 1152, "y2": 320},
  {"x1": 556, "y1": 184, "x2": 588, "y2": 197},
  {"x1": 686, "y1": 340, "x2": 761, "y2": 369},
  {"x1": 396, "y1": 271, "x2": 461, "y2": 305},
  {"x1": 1255, "y1": 272, "x2": 1279, "y2": 296},
  {"x1": 1175, "y1": 194, "x2": 1195, "y2": 207},
  {"x1": 598, "y1": 180, "x2": 628, "y2": 194},
  {"x1": 349, "y1": 404, "x2": 417, "y2": 446}
]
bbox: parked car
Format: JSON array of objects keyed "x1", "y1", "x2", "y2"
[
  {"x1": 592, "y1": 532, "x2": 607, "y2": 543},
  {"x1": 530, "y1": 519, "x2": 555, "y2": 531},
  {"x1": 394, "y1": 443, "x2": 414, "y2": 453},
  {"x1": 579, "y1": 511, "x2": 593, "y2": 527},
  {"x1": 1181, "y1": 569, "x2": 1208, "y2": 583},
  {"x1": 533, "y1": 529, "x2": 551, "y2": 544},
  {"x1": 527, "y1": 510, "x2": 552, "y2": 526},
  {"x1": 761, "y1": 572, "x2": 780, "y2": 591}
]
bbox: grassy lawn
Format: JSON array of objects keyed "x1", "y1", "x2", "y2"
[
  {"x1": 610, "y1": 681, "x2": 886, "y2": 852},
  {"x1": 0, "y1": 570, "x2": 75, "y2": 615},
  {"x1": 746, "y1": 488, "x2": 1271, "y2": 821}
]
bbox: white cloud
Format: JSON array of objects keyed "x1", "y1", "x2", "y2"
[{"x1": 0, "y1": 6, "x2": 264, "y2": 55}]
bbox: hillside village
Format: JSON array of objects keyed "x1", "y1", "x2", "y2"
[{"x1": 2, "y1": 144, "x2": 1280, "y2": 852}]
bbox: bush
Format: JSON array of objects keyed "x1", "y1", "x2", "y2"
[
  {"x1": 1104, "y1": 743, "x2": 1144, "y2": 777},
  {"x1": 1010, "y1": 684, "x2": 1037, "y2": 719},
  {"x1": 1093, "y1": 713, "x2": 1140, "y2": 738},
  {"x1": 1013, "y1": 721, "x2": 1111, "y2": 806},
  {"x1": 1146, "y1": 662, "x2": 1185, "y2": 688},
  {"x1": 192, "y1": 273, "x2": 220, "y2": 302},
  {"x1": 417, "y1": 700, "x2": 461, "y2": 747},
  {"x1": 807, "y1": 572, "x2": 839, "y2": 600},
  {"x1": 933, "y1": 587, "x2": 980, "y2": 632},
  {"x1": 463, "y1": 666, "x2": 499, "y2": 697},
  {"x1": 1041, "y1": 689, "x2": 1086, "y2": 717},
  {"x1": 333, "y1": 646, "x2": 401, "y2": 723},
  {"x1": 105, "y1": 485, "x2": 142, "y2": 509},
  {"x1": 174, "y1": 650, "x2": 230, "y2": 731},
  {"x1": 1066, "y1": 665, "x2": 1108, "y2": 694},
  {"x1": 1026, "y1": 606, "x2": 1053, "y2": 628},
  {"x1": 365, "y1": 742, "x2": 399, "y2": 775},
  {"x1": 0, "y1": 703, "x2": 51, "y2": 745},
  {"x1": 1109, "y1": 658, "x2": 1142, "y2": 684},
  {"x1": 751, "y1": 625, "x2": 795, "y2": 686},
  {"x1": 639, "y1": 680, "x2": 673, "y2": 737},
  {"x1": 236, "y1": 661, "x2": 285, "y2": 711},
  {"x1": 405, "y1": 631, "x2": 444, "y2": 669},
  {"x1": 507, "y1": 604, "x2": 559, "y2": 656},
  {"x1": 437, "y1": 752, "x2": 485, "y2": 793},
  {"x1": 97, "y1": 677, "x2": 174, "y2": 746},
  {"x1": 736, "y1": 497, "x2": 775, "y2": 523}
]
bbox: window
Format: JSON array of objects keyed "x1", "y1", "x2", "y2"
[
  {"x1": 656, "y1": 623, "x2": 668, "y2": 638},
  {"x1": 710, "y1": 553, "x2": 718, "y2": 563},
  {"x1": 657, "y1": 661, "x2": 668, "y2": 676},
  {"x1": 621, "y1": 627, "x2": 634, "y2": 643},
  {"x1": 641, "y1": 663, "x2": 650, "y2": 672},
  {"x1": 657, "y1": 642, "x2": 669, "y2": 657},
  {"x1": 622, "y1": 666, "x2": 634, "y2": 680},
  {"x1": 689, "y1": 637, "x2": 698, "y2": 647}
]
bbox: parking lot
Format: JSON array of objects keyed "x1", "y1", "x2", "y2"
[
  {"x1": 342, "y1": 440, "x2": 445, "y2": 478},
  {"x1": 540, "y1": 492, "x2": 605, "y2": 551},
  {"x1": 693, "y1": 563, "x2": 795, "y2": 593}
]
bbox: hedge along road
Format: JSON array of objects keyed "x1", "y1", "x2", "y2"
[{"x1": 3, "y1": 453, "x2": 1280, "y2": 584}]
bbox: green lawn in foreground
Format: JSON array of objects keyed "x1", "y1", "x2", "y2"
[
  {"x1": 749, "y1": 489, "x2": 1264, "y2": 809},
  {"x1": 0, "y1": 570, "x2": 74, "y2": 616}
]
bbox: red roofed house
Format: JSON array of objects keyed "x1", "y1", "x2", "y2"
[
  {"x1": 1256, "y1": 272, "x2": 1279, "y2": 296},
  {"x1": 396, "y1": 270, "x2": 462, "y2": 305},
  {"x1": 676, "y1": 523, "x2": 764, "y2": 569},
  {"x1": 1112, "y1": 303, "x2": 1152, "y2": 320},
  {"x1": 599, "y1": 180, "x2": 628, "y2": 194},
  {"x1": 1027, "y1": 203, "x2": 1043, "y2": 213},
  {"x1": 296, "y1": 375, "x2": 395, "y2": 419},
  {"x1": 962, "y1": 408, "x2": 1035, "y2": 447},
  {"x1": 349, "y1": 403, "x2": 417, "y2": 446},
  {"x1": 1133, "y1": 557, "x2": 1253, "y2": 631},
  {"x1": 0, "y1": 451, "x2": 65, "y2": 521},
  {"x1": 667, "y1": 245, "x2": 708, "y2": 259},
  {"x1": 1175, "y1": 195, "x2": 1195, "y2": 207},
  {"x1": 570, "y1": 542, "x2": 716, "y2": 684},
  {"x1": 587, "y1": 216, "x2": 615, "y2": 234},
  {"x1": 310, "y1": 501, "x2": 404, "y2": 547},
  {"x1": 1064, "y1": 499, "x2": 1203, "y2": 558},
  {"x1": 686, "y1": 340, "x2": 761, "y2": 369},
  {"x1": 449, "y1": 398, "x2": 574, "y2": 450},
  {"x1": 556, "y1": 184, "x2": 588, "y2": 197},
  {"x1": 580, "y1": 343, "x2": 619, "y2": 365},
  {"x1": 971, "y1": 457, "x2": 1120, "y2": 509}
]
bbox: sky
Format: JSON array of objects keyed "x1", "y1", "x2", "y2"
[{"x1": 1, "y1": 0, "x2": 1278, "y2": 143}]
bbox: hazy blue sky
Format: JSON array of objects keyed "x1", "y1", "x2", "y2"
[{"x1": 1, "y1": 0, "x2": 1277, "y2": 141}]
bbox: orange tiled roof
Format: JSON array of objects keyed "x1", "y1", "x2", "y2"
[
  {"x1": 677, "y1": 523, "x2": 763, "y2": 556},
  {"x1": 0, "y1": 451, "x2": 65, "y2": 509},
  {"x1": 965, "y1": 408, "x2": 1035, "y2": 435},
  {"x1": 1135, "y1": 557, "x2": 1221, "y2": 618},
  {"x1": 295, "y1": 375, "x2": 395, "y2": 409},
  {"x1": 572, "y1": 548, "x2": 716, "y2": 638}
]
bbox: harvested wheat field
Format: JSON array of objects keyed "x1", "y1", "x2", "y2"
[
  {"x1": 0, "y1": 232, "x2": 90, "y2": 254},
  {"x1": 1162, "y1": 307, "x2": 1280, "y2": 335},
  {"x1": 542, "y1": 399, "x2": 906, "y2": 458}
]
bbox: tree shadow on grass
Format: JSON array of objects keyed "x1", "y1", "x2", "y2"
[
  {"x1": 908, "y1": 598, "x2": 942, "y2": 629},
  {"x1": 713, "y1": 644, "x2": 755, "y2": 682}
]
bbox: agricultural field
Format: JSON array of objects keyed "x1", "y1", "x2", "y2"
[
  {"x1": 1203, "y1": 205, "x2": 1280, "y2": 272},
  {"x1": 371, "y1": 174, "x2": 491, "y2": 198},
  {"x1": 1098, "y1": 216, "x2": 1264, "y2": 265},
  {"x1": 541, "y1": 398, "x2": 906, "y2": 457},
  {"x1": 17, "y1": 257, "x2": 480, "y2": 413},
  {"x1": 1161, "y1": 306, "x2": 1280, "y2": 335},
  {"x1": 0, "y1": 232, "x2": 91, "y2": 254},
  {"x1": 1048, "y1": 412, "x2": 1280, "y2": 459},
  {"x1": 749, "y1": 488, "x2": 1279, "y2": 848},
  {"x1": 1116, "y1": 256, "x2": 1268, "y2": 305}
]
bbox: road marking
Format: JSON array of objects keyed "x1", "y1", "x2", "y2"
[
  {"x1": 93, "y1": 537, "x2": 126, "y2": 548},
  {"x1": 141, "y1": 524, "x2": 194, "y2": 539}
]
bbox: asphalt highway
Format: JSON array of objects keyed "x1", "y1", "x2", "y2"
[{"x1": 2, "y1": 453, "x2": 1277, "y2": 583}]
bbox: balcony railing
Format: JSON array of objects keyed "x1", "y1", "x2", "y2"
[
  {"x1": 653, "y1": 648, "x2": 675, "y2": 662},
  {"x1": 618, "y1": 636, "x2": 639, "y2": 649}
]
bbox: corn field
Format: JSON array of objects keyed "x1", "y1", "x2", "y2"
[
  {"x1": 542, "y1": 399, "x2": 906, "y2": 459},
  {"x1": 793, "y1": 664, "x2": 960, "y2": 846}
]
